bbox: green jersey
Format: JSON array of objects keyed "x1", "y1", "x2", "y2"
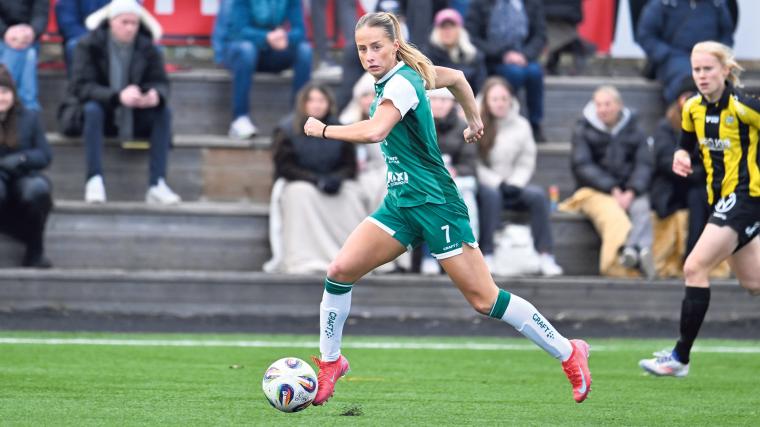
[{"x1": 370, "y1": 62, "x2": 462, "y2": 207}]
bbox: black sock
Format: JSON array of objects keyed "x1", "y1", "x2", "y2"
[{"x1": 673, "y1": 287, "x2": 711, "y2": 364}]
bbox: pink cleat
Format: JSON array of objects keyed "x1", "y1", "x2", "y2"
[
  {"x1": 311, "y1": 355, "x2": 350, "y2": 405},
  {"x1": 561, "y1": 339, "x2": 592, "y2": 403}
]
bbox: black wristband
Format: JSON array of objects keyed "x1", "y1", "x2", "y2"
[{"x1": 322, "y1": 124, "x2": 329, "y2": 139}]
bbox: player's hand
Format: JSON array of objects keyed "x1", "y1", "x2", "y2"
[
  {"x1": 463, "y1": 117, "x2": 484, "y2": 144},
  {"x1": 304, "y1": 117, "x2": 326, "y2": 138},
  {"x1": 673, "y1": 149, "x2": 693, "y2": 177}
]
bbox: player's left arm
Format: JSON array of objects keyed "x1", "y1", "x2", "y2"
[
  {"x1": 304, "y1": 101, "x2": 401, "y2": 144},
  {"x1": 432, "y1": 66, "x2": 483, "y2": 143}
]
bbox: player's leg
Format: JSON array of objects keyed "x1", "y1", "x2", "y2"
[
  {"x1": 728, "y1": 236, "x2": 760, "y2": 295},
  {"x1": 640, "y1": 224, "x2": 737, "y2": 376}
]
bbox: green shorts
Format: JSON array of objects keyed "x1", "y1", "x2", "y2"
[{"x1": 368, "y1": 197, "x2": 478, "y2": 259}]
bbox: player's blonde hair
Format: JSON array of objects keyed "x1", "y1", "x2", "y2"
[
  {"x1": 692, "y1": 41, "x2": 744, "y2": 87},
  {"x1": 355, "y1": 12, "x2": 436, "y2": 89}
]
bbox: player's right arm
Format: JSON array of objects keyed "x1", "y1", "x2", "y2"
[{"x1": 304, "y1": 101, "x2": 401, "y2": 144}]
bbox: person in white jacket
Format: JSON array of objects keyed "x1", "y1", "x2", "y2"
[{"x1": 476, "y1": 76, "x2": 562, "y2": 276}]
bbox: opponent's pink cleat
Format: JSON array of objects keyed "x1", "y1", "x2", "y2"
[
  {"x1": 311, "y1": 355, "x2": 350, "y2": 406},
  {"x1": 561, "y1": 339, "x2": 592, "y2": 403}
]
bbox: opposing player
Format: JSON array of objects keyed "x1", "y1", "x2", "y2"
[
  {"x1": 639, "y1": 41, "x2": 760, "y2": 377},
  {"x1": 303, "y1": 12, "x2": 591, "y2": 404}
]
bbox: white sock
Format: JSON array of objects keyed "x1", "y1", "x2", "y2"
[
  {"x1": 500, "y1": 293, "x2": 573, "y2": 361},
  {"x1": 319, "y1": 280, "x2": 352, "y2": 362}
]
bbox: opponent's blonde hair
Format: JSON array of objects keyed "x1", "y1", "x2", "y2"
[
  {"x1": 692, "y1": 41, "x2": 744, "y2": 87},
  {"x1": 355, "y1": 12, "x2": 436, "y2": 89}
]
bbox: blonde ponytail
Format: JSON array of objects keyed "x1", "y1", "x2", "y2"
[
  {"x1": 356, "y1": 12, "x2": 437, "y2": 89},
  {"x1": 692, "y1": 41, "x2": 744, "y2": 87}
]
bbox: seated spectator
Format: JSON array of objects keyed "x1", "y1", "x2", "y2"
[
  {"x1": 420, "y1": 87, "x2": 480, "y2": 275},
  {"x1": 543, "y1": 0, "x2": 595, "y2": 75},
  {"x1": 63, "y1": 0, "x2": 180, "y2": 204},
  {"x1": 265, "y1": 83, "x2": 364, "y2": 274},
  {"x1": 560, "y1": 85, "x2": 654, "y2": 278},
  {"x1": 0, "y1": 0, "x2": 48, "y2": 110},
  {"x1": 421, "y1": 8, "x2": 486, "y2": 94},
  {"x1": 476, "y1": 77, "x2": 563, "y2": 276},
  {"x1": 649, "y1": 78, "x2": 730, "y2": 278},
  {"x1": 213, "y1": 0, "x2": 312, "y2": 139},
  {"x1": 0, "y1": 65, "x2": 53, "y2": 268},
  {"x1": 635, "y1": 0, "x2": 733, "y2": 103},
  {"x1": 466, "y1": 0, "x2": 547, "y2": 142}
]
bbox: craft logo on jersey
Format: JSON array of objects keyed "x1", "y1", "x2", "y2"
[
  {"x1": 701, "y1": 137, "x2": 731, "y2": 151},
  {"x1": 387, "y1": 171, "x2": 409, "y2": 187},
  {"x1": 713, "y1": 192, "x2": 736, "y2": 220}
]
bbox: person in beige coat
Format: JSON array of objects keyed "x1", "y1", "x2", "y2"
[{"x1": 476, "y1": 76, "x2": 563, "y2": 276}]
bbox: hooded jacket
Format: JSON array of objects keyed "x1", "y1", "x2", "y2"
[{"x1": 477, "y1": 99, "x2": 536, "y2": 188}]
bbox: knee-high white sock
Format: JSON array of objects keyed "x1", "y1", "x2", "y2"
[
  {"x1": 319, "y1": 277, "x2": 353, "y2": 362},
  {"x1": 489, "y1": 289, "x2": 573, "y2": 361}
]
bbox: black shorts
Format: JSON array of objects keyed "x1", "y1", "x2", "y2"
[{"x1": 708, "y1": 192, "x2": 760, "y2": 252}]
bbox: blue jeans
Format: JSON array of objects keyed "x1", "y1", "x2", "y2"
[
  {"x1": 83, "y1": 101, "x2": 172, "y2": 186},
  {"x1": 490, "y1": 61, "x2": 544, "y2": 126},
  {"x1": 0, "y1": 42, "x2": 40, "y2": 110},
  {"x1": 223, "y1": 40, "x2": 312, "y2": 119}
]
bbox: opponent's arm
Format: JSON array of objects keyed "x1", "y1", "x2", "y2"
[
  {"x1": 304, "y1": 101, "x2": 401, "y2": 144},
  {"x1": 433, "y1": 66, "x2": 483, "y2": 143}
]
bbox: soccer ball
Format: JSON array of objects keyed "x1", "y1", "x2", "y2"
[{"x1": 262, "y1": 357, "x2": 318, "y2": 412}]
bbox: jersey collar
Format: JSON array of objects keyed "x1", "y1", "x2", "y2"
[
  {"x1": 700, "y1": 80, "x2": 733, "y2": 109},
  {"x1": 375, "y1": 61, "x2": 405, "y2": 85}
]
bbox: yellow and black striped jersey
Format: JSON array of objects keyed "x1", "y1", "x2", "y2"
[{"x1": 680, "y1": 83, "x2": 760, "y2": 205}]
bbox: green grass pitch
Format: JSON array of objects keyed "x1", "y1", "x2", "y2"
[{"x1": 1, "y1": 332, "x2": 758, "y2": 426}]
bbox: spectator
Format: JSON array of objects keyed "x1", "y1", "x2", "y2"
[
  {"x1": 543, "y1": 0, "x2": 595, "y2": 75},
  {"x1": 560, "y1": 85, "x2": 654, "y2": 278},
  {"x1": 0, "y1": 0, "x2": 48, "y2": 111},
  {"x1": 0, "y1": 65, "x2": 53, "y2": 268},
  {"x1": 310, "y1": 0, "x2": 356, "y2": 79},
  {"x1": 649, "y1": 78, "x2": 730, "y2": 278},
  {"x1": 635, "y1": 0, "x2": 733, "y2": 103},
  {"x1": 466, "y1": 0, "x2": 547, "y2": 142},
  {"x1": 421, "y1": 8, "x2": 486, "y2": 94},
  {"x1": 63, "y1": 0, "x2": 180, "y2": 204},
  {"x1": 420, "y1": 87, "x2": 480, "y2": 275},
  {"x1": 213, "y1": 0, "x2": 312, "y2": 139},
  {"x1": 265, "y1": 83, "x2": 364, "y2": 274},
  {"x1": 476, "y1": 76, "x2": 563, "y2": 276}
]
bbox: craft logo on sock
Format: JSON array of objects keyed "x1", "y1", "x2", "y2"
[
  {"x1": 325, "y1": 311, "x2": 337, "y2": 338},
  {"x1": 532, "y1": 313, "x2": 555, "y2": 339}
]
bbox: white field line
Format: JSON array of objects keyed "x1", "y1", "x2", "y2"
[{"x1": 0, "y1": 337, "x2": 759, "y2": 354}]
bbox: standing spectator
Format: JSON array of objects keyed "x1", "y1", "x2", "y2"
[
  {"x1": 0, "y1": 0, "x2": 48, "y2": 111},
  {"x1": 421, "y1": 8, "x2": 486, "y2": 94},
  {"x1": 213, "y1": 0, "x2": 312, "y2": 139},
  {"x1": 65, "y1": 0, "x2": 180, "y2": 204},
  {"x1": 0, "y1": 65, "x2": 53, "y2": 268},
  {"x1": 265, "y1": 83, "x2": 364, "y2": 274},
  {"x1": 560, "y1": 85, "x2": 654, "y2": 278},
  {"x1": 310, "y1": 0, "x2": 356, "y2": 78},
  {"x1": 466, "y1": 0, "x2": 547, "y2": 142},
  {"x1": 635, "y1": 0, "x2": 733, "y2": 103},
  {"x1": 543, "y1": 0, "x2": 595, "y2": 75},
  {"x1": 476, "y1": 76, "x2": 563, "y2": 276}
]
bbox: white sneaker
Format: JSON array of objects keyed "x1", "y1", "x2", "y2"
[
  {"x1": 312, "y1": 60, "x2": 343, "y2": 79},
  {"x1": 619, "y1": 246, "x2": 639, "y2": 268},
  {"x1": 420, "y1": 257, "x2": 440, "y2": 275},
  {"x1": 85, "y1": 175, "x2": 106, "y2": 203},
  {"x1": 539, "y1": 253, "x2": 563, "y2": 276},
  {"x1": 639, "y1": 350, "x2": 690, "y2": 377},
  {"x1": 228, "y1": 116, "x2": 257, "y2": 139},
  {"x1": 146, "y1": 178, "x2": 181, "y2": 205}
]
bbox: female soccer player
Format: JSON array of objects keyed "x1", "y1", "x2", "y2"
[
  {"x1": 302, "y1": 12, "x2": 591, "y2": 405},
  {"x1": 639, "y1": 41, "x2": 760, "y2": 377}
]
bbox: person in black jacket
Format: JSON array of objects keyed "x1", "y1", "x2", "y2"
[
  {"x1": 67, "y1": 0, "x2": 180, "y2": 205},
  {"x1": 0, "y1": 65, "x2": 53, "y2": 268},
  {"x1": 560, "y1": 85, "x2": 655, "y2": 278},
  {"x1": 421, "y1": 8, "x2": 486, "y2": 94},
  {"x1": 0, "y1": 0, "x2": 48, "y2": 110},
  {"x1": 466, "y1": 0, "x2": 547, "y2": 141}
]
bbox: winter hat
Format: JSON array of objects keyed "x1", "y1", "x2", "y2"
[{"x1": 108, "y1": 0, "x2": 143, "y2": 19}]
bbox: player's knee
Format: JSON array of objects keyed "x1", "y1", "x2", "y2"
[
  {"x1": 683, "y1": 257, "x2": 709, "y2": 283},
  {"x1": 465, "y1": 291, "x2": 494, "y2": 315},
  {"x1": 326, "y1": 260, "x2": 355, "y2": 283},
  {"x1": 740, "y1": 279, "x2": 760, "y2": 296}
]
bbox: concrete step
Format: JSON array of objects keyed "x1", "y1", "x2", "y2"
[
  {"x1": 0, "y1": 269, "x2": 753, "y2": 323},
  {"x1": 0, "y1": 201, "x2": 269, "y2": 271},
  {"x1": 0, "y1": 200, "x2": 598, "y2": 274}
]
